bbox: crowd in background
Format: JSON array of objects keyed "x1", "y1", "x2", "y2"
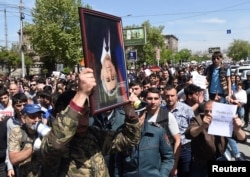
[{"x1": 0, "y1": 51, "x2": 248, "y2": 177}]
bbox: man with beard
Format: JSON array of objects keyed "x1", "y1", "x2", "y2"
[{"x1": 8, "y1": 104, "x2": 44, "y2": 177}]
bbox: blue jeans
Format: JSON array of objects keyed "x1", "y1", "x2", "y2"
[
  {"x1": 227, "y1": 137, "x2": 240, "y2": 157},
  {"x1": 177, "y1": 143, "x2": 192, "y2": 177},
  {"x1": 237, "y1": 106, "x2": 245, "y2": 119},
  {"x1": 209, "y1": 93, "x2": 228, "y2": 103}
]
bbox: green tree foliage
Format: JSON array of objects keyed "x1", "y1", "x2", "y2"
[
  {"x1": 177, "y1": 49, "x2": 192, "y2": 62},
  {"x1": 0, "y1": 43, "x2": 34, "y2": 76},
  {"x1": 161, "y1": 49, "x2": 174, "y2": 64},
  {"x1": 0, "y1": 45, "x2": 33, "y2": 76},
  {"x1": 125, "y1": 21, "x2": 166, "y2": 66},
  {"x1": 0, "y1": 47, "x2": 20, "y2": 74},
  {"x1": 227, "y1": 39, "x2": 250, "y2": 61},
  {"x1": 27, "y1": 0, "x2": 89, "y2": 69}
]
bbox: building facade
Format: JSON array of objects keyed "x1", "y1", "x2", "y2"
[{"x1": 164, "y1": 34, "x2": 178, "y2": 52}]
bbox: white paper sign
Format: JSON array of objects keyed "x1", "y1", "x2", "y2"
[
  {"x1": 52, "y1": 71, "x2": 60, "y2": 77},
  {"x1": 208, "y1": 102, "x2": 237, "y2": 137},
  {"x1": 144, "y1": 69, "x2": 152, "y2": 77},
  {"x1": 191, "y1": 71, "x2": 207, "y2": 89}
]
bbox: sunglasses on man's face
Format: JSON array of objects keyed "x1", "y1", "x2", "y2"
[{"x1": 27, "y1": 113, "x2": 42, "y2": 119}]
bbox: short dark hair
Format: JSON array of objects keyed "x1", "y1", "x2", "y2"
[
  {"x1": 164, "y1": 84, "x2": 176, "y2": 91},
  {"x1": 12, "y1": 93, "x2": 27, "y2": 106},
  {"x1": 37, "y1": 77, "x2": 46, "y2": 84},
  {"x1": 41, "y1": 91, "x2": 52, "y2": 101},
  {"x1": 184, "y1": 84, "x2": 203, "y2": 97},
  {"x1": 141, "y1": 78, "x2": 150, "y2": 86},
  {"x1": 0, "y1": 86, "x2": 9, "y2": 97},
  {"x1": 145, "y1": 87, "x2": 160, "y2": 98},
  {"x1": 129, "y1": 80, "x2": 142, "y2": 88},
  {"x1": 43, "y1": 85, "x2": 53, "y2": 94},
  {"x1": 212, "y1": 51, "x2": 223, "y2": 60},
  {"x1": 237, "y1": 80, "x2": 243, "y2": 86}
]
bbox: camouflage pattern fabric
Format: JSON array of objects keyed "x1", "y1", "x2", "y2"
[
  {"x1": 41, "y1": 106, "x2": 140, "y2": 177},
  {"x1": 8, "y1": 126, "x2": 41, "y2": 177}
]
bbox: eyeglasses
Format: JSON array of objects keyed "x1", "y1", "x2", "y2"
[
  {"x1": 158, "y1": 87, "x2": 165, "y2": 90},
  {"x1": 30, "y1": 84, "x2": 36, "y2": 86}
]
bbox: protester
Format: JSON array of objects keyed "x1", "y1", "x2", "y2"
[
  {"x1": 40, "y1": 68, "x2": 141, "y2": 177},
  {"x1": 185, "y1": 100, "x2": 247, "y2": 177},
  {"x1": 206, "y1": 51, "x2": 231, "y2": 102},
  {"x1": 8, "y1": 104, "x2": 44, "y2": 177},
  {"x1": 164, "y1": 85, "x2": 195, "y2": 177},
  {"x1": 0, "y1": 86, "x2": 14, "y2": 116},
  {"x1": 184, "y1": 84, "x2": 205, "y2": 116},
  {"x1": 0, "y1": 110, "x2": 11, "y2": 176},
  {"x1": 6, "y1": 93, "x2": 28, "y2": 177},
  {"x1": 144, "y1": 87, "x2": 181, "y2": 177},
  {"x1": 114, "y1": 99, "x2": 174, "y2": 177}
]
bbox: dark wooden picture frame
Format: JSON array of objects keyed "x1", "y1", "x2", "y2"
[{"x1": 79, "y1": 8, "x2": 129, "y2": 115}]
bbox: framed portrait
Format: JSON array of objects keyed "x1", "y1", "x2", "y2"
[{"x1": 78, "y1": 8, "x2": 129, "y2": 115}]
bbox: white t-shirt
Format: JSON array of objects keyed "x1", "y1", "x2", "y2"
[
  {"x1": 147, "y1": 111, "x2": 180, "y2": 136},
  {"x1": 234, "y1": 89, "x2": 247, "y2": 104}
]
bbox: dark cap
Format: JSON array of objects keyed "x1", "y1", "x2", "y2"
[
  {"x1": 184, "y1": 84, "x2": 203, "y2": 96},
  {"x1": 22, "y1": 104, "x2": 44, "y2": 114}
]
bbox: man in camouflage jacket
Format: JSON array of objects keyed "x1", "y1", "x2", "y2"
[{"x1": 40, "y1": 68, "x2": 141, "y2": 177}]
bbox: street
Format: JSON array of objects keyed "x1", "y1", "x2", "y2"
[{"x1": 238, "y1": 123, "x2": 250, "y2": 161}]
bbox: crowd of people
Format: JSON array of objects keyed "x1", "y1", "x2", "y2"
[{"x1": 0, "y1": 51, "x2": 248, "y2": 177}]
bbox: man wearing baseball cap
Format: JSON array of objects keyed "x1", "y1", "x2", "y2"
[{"x1": 8, "y1": 104, "x2": 44, "y2": 177}]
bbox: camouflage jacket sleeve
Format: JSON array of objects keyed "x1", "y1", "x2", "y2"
[
  {"x1": 40, "y1": 105, "x2": 85, "y2": 175},
  {"x1": 8, "y1": 127, "x2": 22, "y2": 152},
  {"x1": 40, "y1": 105, "x2": 141, "y2": 176},
  {"x1": 90, "y1": 116, "x2": 141, "y2": 156}
]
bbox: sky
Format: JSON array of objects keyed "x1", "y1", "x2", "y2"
[{"x1": 1, "y1": 0, "x2": 250, "y2": 53}]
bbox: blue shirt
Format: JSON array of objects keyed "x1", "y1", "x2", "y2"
[
  {"x1": 209, "y1": 67, "x2": 230, "y2": 94},
  {"x1": 0, "y1": 103, "x2": 4, "y2": 110},
  {"x1": 166, "y1": 102, "x2": 194, "y2": 145}
]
